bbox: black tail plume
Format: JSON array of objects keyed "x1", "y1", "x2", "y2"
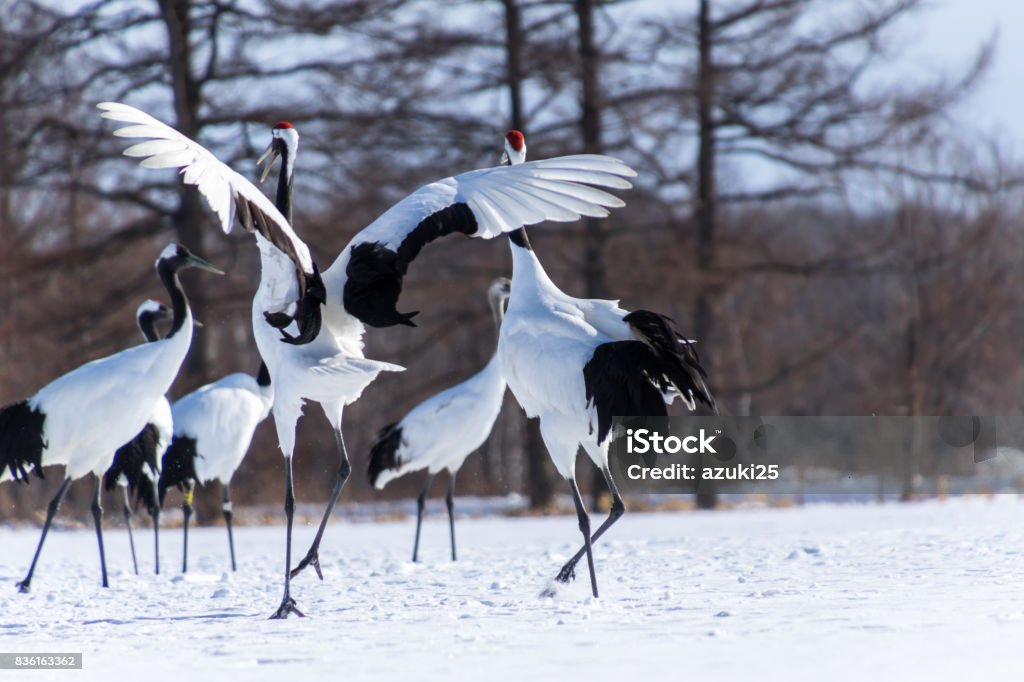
[
  {"x1": 0, "y1": 400, "x2": 46, "y2": 483},
  {"x1": 158, "y1": 435, "x2": 198, "y2": 505},
  {"x1": 105, "y1": 423, "x2": 161, "y2": 516},
  {"x1": 367, "y1": 423, "x2": 403, "y2": 487},
  {"x1": 584, "y1": 310, "x2": 716, "y2": 444}
]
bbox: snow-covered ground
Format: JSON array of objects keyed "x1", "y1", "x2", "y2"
[{"x1": 2, "y1": 497, "x2": 1024, "y2": 680}]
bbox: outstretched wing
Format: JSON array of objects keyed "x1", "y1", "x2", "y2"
[
  {"x1": 99, "y1": 101, "x2": 324, "y2": 344},
  {"x1": 101, "y1": 105, "x2": 308, "y2": 261},
  {"x1": 327, "y1": 154, "x2": 637, "y2": 328}
]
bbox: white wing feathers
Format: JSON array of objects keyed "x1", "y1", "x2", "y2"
[
  {"x1": 97, "y1": 102, "x2": 314, "y2": 276},
  {"x1": 456, "y1": 156, "x2": 635, "y2": 239},
  {"x1": 349, "y1": 155, "x2": 637, "y2": 252}
]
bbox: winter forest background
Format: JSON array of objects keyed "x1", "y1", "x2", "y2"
[{"x1": 1, "y1": 0, "x2": 1023, "y2": 520}]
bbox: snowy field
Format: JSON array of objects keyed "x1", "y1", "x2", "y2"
[{"x1": 3, "y1": 497, "x2": 1024, "y2": 680}]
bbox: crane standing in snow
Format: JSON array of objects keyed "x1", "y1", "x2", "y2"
[
  {"x1": 497, "y1": 130, "x2": 715, "y2": 598},
  {"x1": 158, "y1": 362, "x2": 273, "y2": 573},
  {"x1": 0, "y1": 244, "x2": 222, "y2": 592},
  {"x1": 100, "y1": 102, "x2": 633, "y2": 617},
  {"x1": 102, "y1": 299, "x2": 173, "y2": 576},
  {"x1": 368, "y1": 278, "x2": 511, "y2": 562}
]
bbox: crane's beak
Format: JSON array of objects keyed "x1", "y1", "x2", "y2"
[
  {"x1": 257, "y1": 141, "x2": 280, "y2": 183},
  {"x1": 499, "y1": 150, "x2": 510, "y2": 166},
  {"x1": 186, "y1": 253, "x2": 225, "y2": 276}
]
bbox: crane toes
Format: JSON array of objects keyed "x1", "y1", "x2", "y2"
[
  {"x1": 15, "y1": 581, "x2": 30, "y2": 594},
  {"x1": 289, "y1": 548, "x2": 323, "y2": 581},
  {"x1": 555, "y1": 562, "x2": 577, "y2": 584},
  {"x1": 268, "y1": 596, "x2": 305, "y2": 620}
]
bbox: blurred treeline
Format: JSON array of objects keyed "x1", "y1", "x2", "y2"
[{"x1": 1, "y1": 0, "x2": 1022, "y2": 521}]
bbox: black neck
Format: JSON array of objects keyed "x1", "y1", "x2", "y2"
[
  {"x1": 508, "y1": 227, "x2": 532, "y2": 250},
  {"x1": 157, "y1": 261, "x2": 189, "y2": 337},
  {"x1": 256, "y1": 361, "x2": 271, "y2": 387},
  {"x1": 275, "y1": 145, "x2": 293, "y2": 224},
  {"x1": 138, "y1": 313, "x2": 162, "y2": 343}
]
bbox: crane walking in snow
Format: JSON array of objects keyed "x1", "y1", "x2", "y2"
[
  {"x1": 368, "y1": 278, "x2": 511, "y2": 562},
  {"x1": 497, "y1": 131, "x2": 715, "y2": 598},
  {"x1": 100, "y1": 101, "x2": 633, "y2": 617},
  {"x1": 158, "y1": 362, "x2": 273, "y2": 573},
  {"x1": 102, "y1": 299, "x2": 173, "y2": 576},
  {"x1": 0, "y1": 243, "x2": 222, "y2": 592}
]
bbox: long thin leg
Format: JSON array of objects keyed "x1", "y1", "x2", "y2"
[
  {"x1": 556, "y1": 467, "x2": 625, "y2": 584},
  {"x1": 568, "y1": 478, "x2": 598, "y2": 598},
  {"x1": 91, "y1": 476, "x2": 110, "y2": 588},
  {"x1": 270, "y1": 455, "x2": 304, "y2": 619},
  {"x1": 148, "y1": 477, "x2": 160, "y2": 575},
  {"x1": 446, "y1": 472, "x2": 457, "y2": 562},
  {"x1": 412, "y1": 473, "x2": 435, "y2": 563},
  {"x1": 181, "y1": 480, "x2": 194, "y2": 573},
  {"x1": 152, "y1": 489, "x2": 161, "y2": 576},
  {"x1": 290, "y1": 430, "x2": 351, "y2": 580},
  {"x1": 223, "y1": 483, "x2": 236, "y2": 572},
  {"x1": 17, "y1": 476, "x2": 73, "y2": 593},
  {"x1": 123, "y1": 487, "x2": 138, "y2": 575}
]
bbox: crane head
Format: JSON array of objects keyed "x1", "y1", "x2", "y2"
[
  {"x1": 487, "y1": 276, "x2": 512, "y2": 323},
  {"x1": 501, "y1": 130, "x2": 526, "y2": 166},
  {"x1": 258, "y1": 121, "x2": 300, "y2": 183},
  {"x1": 156, "y1": 243, "x2": 225, "y2": 276}
]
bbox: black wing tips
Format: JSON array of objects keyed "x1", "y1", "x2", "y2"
[
  {"x1": 158, "y1": 435, "x2": 199, "y2": 505},
  {"x1": 343, "y1": 202, "x2": 477, "y2": 329},
  {"x1": 0, "y1": 400, "x2": 46, "y2": 483},
  {"x1": 367, "y1": 423, "x2": 403, "y2": 487},
  {"x1": 104, "y1": 423, "x2": 161, "y2": 516},
  {"x1": 584, "y1": 311, "x2": 717, "y2": 445}
]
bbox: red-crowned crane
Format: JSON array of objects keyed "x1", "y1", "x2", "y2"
[
  {"x1": 368, "y1": 278, "x2": 511, "y2": 562},
  {"x1": 497, "y1": 131, "x2": 716, "y2": 598},
  {"x1": 158, "y1": 362, "x2": 273, "y2": 573},
  {"x1": 0, "y1": 244, "x2": 222, "y2": 592},
  {"x1": 98, "y1": 102, "x2": 634, "y2": 618},
  {"x1": 102, "y1": 299, "x2": 173, "y2": 576}
]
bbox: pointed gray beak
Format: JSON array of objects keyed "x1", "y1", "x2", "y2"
[
  {"x1": 257, "y1": 141, "x2": 280, "y2": 183},
  {"x1": 186, "y1": 253, "x2": 225, "y2": 276}
]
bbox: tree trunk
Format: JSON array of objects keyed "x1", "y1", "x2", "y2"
[
  {"x1": 159, "y1": 0, "x2": 209, "y2": 386},
  {"x1": 693, "y1": 0, "x2": 718, "y2": 510},
  {"x1": 573, "y1": 0, "x2": 611, "y2": 509},
  {"x1": 902, "y1": 204, "x2": 923, "y2": 502}
]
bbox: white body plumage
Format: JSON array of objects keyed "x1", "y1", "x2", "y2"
[
  {"x1": 170, "y1": 372, "x2": 273, "y2": 485},
  {"x1": 499, "y1": 246, "x2": 629, "y2": 477},
  {"x1": 24, "y1": 276, "x2": 193, "y2": 480},
  {"x1": 373, "y1": 354, "x2": 506, "y2": 489}
]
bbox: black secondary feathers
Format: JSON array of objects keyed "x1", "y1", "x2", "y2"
[
  {"x1": 0, "y1": 400, "x2": 46, "y2": 483},
  {"x1": 103, "y1": 423, "x2": 161, "y2": 516},
  {"x1": 367, "y1": 422, "x2": 403, "y2": 487},
  {"x1": 344, "y1": 203, "x2": 478, "y2": 328},
  {"x1": 264, "y1": 264, "x2": 326, "y2": 345},
  {"x1": 583, "y1": 310, "x2": 716, "y2": 445}
]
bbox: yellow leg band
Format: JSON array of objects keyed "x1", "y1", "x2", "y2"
[{"x1": 184, "y1": 489, "x2": 194, "y2": 506}]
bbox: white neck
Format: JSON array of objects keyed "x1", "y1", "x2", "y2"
[{"x1": 508, "y1": 239, "x2": 560, "y2": 303}]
